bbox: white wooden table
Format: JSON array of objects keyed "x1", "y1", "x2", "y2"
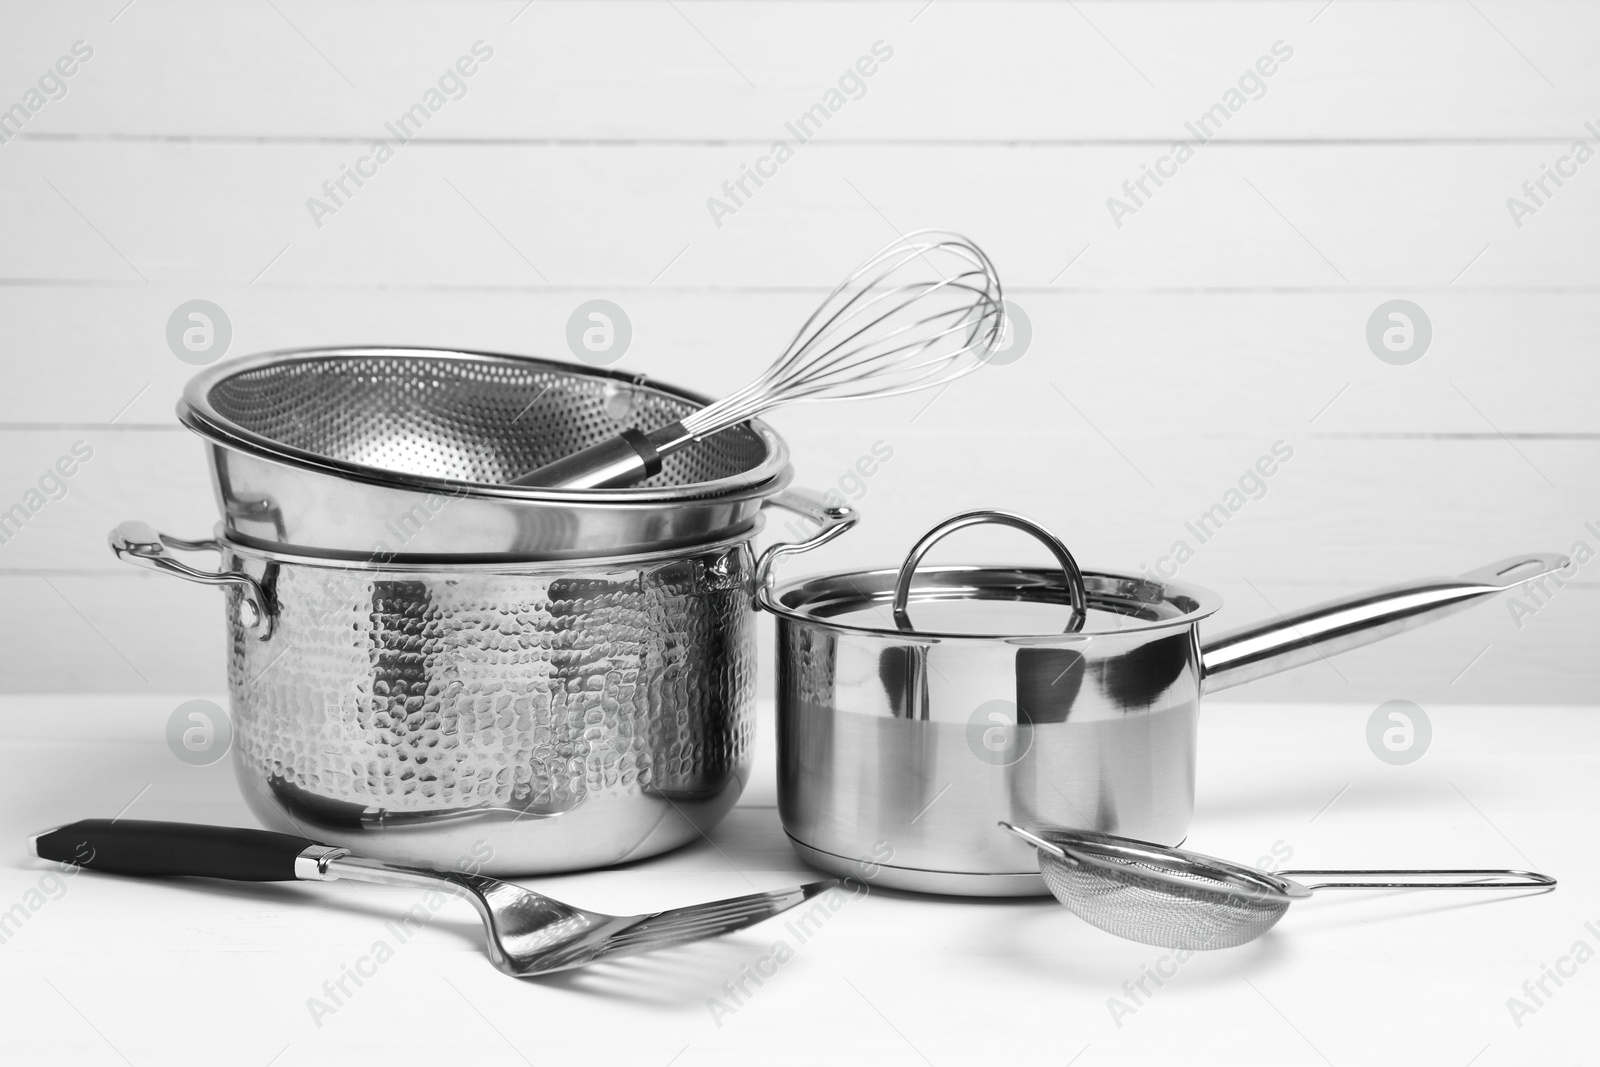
[{"x1": 1, "y1": 694, "x2": 1592, "y2": 1066}]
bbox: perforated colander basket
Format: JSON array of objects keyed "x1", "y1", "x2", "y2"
[
  {"x1": 177, "y1": 348, "x2": 792, "y2": 559},
  {"x1": 184, "y1": 348, "x2": 782, "y2": 489}
]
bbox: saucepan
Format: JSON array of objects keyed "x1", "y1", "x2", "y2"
[
  {"x1": 110, "y1": 491, "x2": 856, "y2": 876},
  {"x1": 758, "y1": 509, "x2": 1567, "y2": 896}
]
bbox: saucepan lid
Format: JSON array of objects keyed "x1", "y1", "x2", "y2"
[{"x1": 761, "y1": 509, "x2": 1222, "y2": 640}]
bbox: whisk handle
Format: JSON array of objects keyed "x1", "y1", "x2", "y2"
[{"x1": 509, "y1": 421, "x2": 691, "y2": 489}]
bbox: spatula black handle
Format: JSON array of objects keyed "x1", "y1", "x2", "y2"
[{"x1": 32, "y1": 819, "x2": 324, "y2": 882}]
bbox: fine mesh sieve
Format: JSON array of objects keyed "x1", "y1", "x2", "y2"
[
  {"x1": 1002, "y1": 824, "x2": 1555, "y2": 950},
  {"x1": 176, "y1": 348, "x2": 794, "y2": 558}
]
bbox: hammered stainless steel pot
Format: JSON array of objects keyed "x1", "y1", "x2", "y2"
[
  {"x1": 759, "y1": 510, "x2": 1568, "y2": 897},
  {"x1": 110, "y1": 492, "x2": 856, "y2": 876},
  {"x1": 178, "y1": 347, "x2": 793, "y2": 559}
]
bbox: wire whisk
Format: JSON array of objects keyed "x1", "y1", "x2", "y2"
[{"x1": 512, "y1": 230, "x2": 1006, "y2": 489}]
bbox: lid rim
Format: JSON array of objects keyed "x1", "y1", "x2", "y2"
[{"x1": 762, "y1": 564, "x2": 1224, "y2": 640}]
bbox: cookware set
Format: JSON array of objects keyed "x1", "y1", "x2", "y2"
[{"x1": 38, "y1": 233, "x2": 1561, "y2": 970}]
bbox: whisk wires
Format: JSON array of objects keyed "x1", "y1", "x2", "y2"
[{"x1": 679, "y1": 230, "x2": 1005, "y2": 438}]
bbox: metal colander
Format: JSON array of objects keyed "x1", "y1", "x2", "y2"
[
  {"x1": 185, "y1": 348, "x2": 775, "y2": 489},
  {"x1": 177, "y1": 348, "x2": 793, "y2": 558},
  {"x1": 1003, "y1": 824, "x2": 1555, "y2": 950}
]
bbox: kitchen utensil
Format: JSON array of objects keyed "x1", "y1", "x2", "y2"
[
  {"x1": 33, "y1": 820, "x2": 837, "y2": 977},
  {"x1": 109, "y1": 491, "x2": 856, "y2": 875},
  {"x1": 759, "y1": 508, "x2": 1570, "y2": 896},
  {"x1": 1001, "y1": 823, "x2": 1555, "y2": 949},
  {"x1": 178, "y1": 347, "x2": 793, "y2": 559},
  {"x1": 511, "y1": 230, "x2": 1005, "y2": 489}
]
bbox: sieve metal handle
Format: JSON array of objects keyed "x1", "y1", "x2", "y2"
[
  {"x1": 892, "y1": 510, "x2": 1087, "y2": 634},
  {"x1": 109, "y1": 521, "x2": 275, "y2": 638},
  {"x1": 1001, "y1": 822, "x2": 1071, "y2": 860},
  {"x1": 754, "y1": 489, "x2": 858, "y2": 591},
  {"x1": 1281, "y1": 869, "x2": 1556, "y2": 892}
]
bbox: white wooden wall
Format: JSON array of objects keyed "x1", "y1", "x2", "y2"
[{"x1": 0, "y1": 0, "x2": 1594, "y2": 705}]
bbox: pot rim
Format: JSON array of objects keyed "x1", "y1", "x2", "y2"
[
  {"x1": 178, "y1": 345, "x2": 793, "y2": 507},
  {"x1": 213, "y1": 520, "x2": 763, "y2": 575},
  {"x1": 761, "y1": 564, "x2": 1224, "y2": 640}
]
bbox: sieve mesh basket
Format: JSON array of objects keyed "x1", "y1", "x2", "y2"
[
  {"x1": 1004, "y1": 824, "x2": 1555, "y2": 951},
  {"x1": 1034, "y1": 834, "x2": 1292, "y2": 949}
]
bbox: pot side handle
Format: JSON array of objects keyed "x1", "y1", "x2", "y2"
[
  {"x1": 754, "y1": 489, "x2": 858, "y2": 592},
  {"x1": 1199, "y1": 552, "x2": 1570, "y2": 695},
  {"x1": 109, "y1": 521, "x2": 275, "y2": 638}
]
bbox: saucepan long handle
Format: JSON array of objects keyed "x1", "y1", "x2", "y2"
[{"x1": 1199, "y1": 552, "x2": 1570, "y2": 694}]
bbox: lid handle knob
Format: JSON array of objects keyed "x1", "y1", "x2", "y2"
[{"x1": 891, "y1": 510, "x2": 1088, "y2": 634}]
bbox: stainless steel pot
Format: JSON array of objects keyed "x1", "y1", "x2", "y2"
[
  {"x1": 178, "y1": 347, "x2": 793, "y2": 559},
  {"x1": 759, "y1": 509, "x2": 1568, "y2": 896},
  {"x1": 111, "y1": 492, "x2": 856, "y2": 876}
]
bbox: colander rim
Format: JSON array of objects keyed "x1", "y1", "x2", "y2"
[{"x1": 177, "y1": 345, "x2": 792, "y2": 505}]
